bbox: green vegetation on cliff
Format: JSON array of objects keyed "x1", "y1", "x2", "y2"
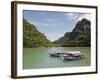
[
  {"x1": 23, "y1": 18, "x2": 91, "y2": 47},
  {"x1": 23, "y1": 19, "x2": 53, "y2": 47},
  {"x1": 53, "y1": 19, "x2": 91, "y2": 47}
]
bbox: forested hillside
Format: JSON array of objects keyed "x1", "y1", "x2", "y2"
[
  {"x1": 53, "y1": 19, "x2": 91, "y2": 47},
  {"x1": 23, "y1": 19, "x2": 53, "y2": 47}
]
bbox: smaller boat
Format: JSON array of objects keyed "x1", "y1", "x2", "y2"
[{"x1": 62, "y1": 51, "x2": 85, "y2": 60}]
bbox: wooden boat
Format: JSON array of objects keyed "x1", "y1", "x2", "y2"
[
  {"x1": 62, "y1": 51, "x2": 85, "y2": 60},
  {"x1": 49, "y1": 51, "x2": 68, "y2": 57},
  {"x1": 63, "y1": 55, "x2": 85, "y2": 60},
  {"x1": 49, "y1": 52, "x2": 67, "y2": 57}
]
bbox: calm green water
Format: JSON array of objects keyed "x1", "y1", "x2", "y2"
[{"x1": 23, "y1": 47, "x2": 91, "y2": 69}]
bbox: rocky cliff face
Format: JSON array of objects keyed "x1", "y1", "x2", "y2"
[{"x1": 53, "y1": 18, "x2": 91, "y2": 47}]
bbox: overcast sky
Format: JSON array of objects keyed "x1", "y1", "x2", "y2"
[{"x1": 23, "y1": 10, "x2": 91, "y2": 42}]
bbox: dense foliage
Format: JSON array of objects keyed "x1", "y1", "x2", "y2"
[
  {"x1": 23, "y1": 19, "x2": 53, "y2": 47},
  {"x1": 53, "y1": 19, "x2": 91, "y2": 47},
  {"x1": 23, "y1": 18, "x2": 91, "y2": 47}
]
